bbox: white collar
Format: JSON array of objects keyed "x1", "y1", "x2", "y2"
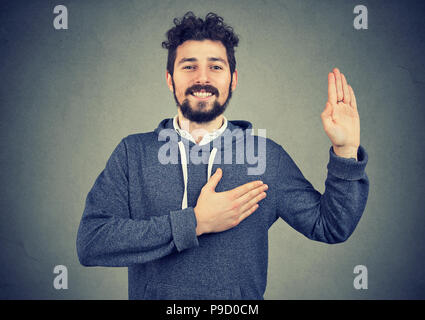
[{"x1": 173, "y1": 114, "x2": 228, "y2": 146}]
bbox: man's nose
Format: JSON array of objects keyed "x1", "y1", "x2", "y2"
[{"x1": 194, "y1": 67, "x2": 210, "y2": 84}]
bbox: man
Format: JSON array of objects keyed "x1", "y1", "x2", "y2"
[{"x1": 77, "y1": 12, "x2": 369, "y2": 300}]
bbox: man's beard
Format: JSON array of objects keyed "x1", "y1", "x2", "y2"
[{"x1": 172, "y1": 77, "x2": 233, "y2": 124}]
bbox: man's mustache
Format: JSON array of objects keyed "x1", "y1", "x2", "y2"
[{"x1": 185, "y1": 85, "x2": 219, "y2": 97}]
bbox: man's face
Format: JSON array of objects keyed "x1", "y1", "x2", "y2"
[{"x1": 166, "y1": 40, "x2": 238, "y2": 123}]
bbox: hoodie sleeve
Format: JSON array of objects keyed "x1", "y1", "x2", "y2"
[
  {"x1": 76, "y1": 139, "x2": 199, "y2": 267},
  {"x1": 275, "y1": 145, "x2": 369, "y2": 244}
]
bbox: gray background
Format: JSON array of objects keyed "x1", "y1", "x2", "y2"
[{"x1": 1, "y1": 0, "x2": 424, "y2": 299}]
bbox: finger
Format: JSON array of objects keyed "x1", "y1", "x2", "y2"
[
  {"x1": 341, "y1": 73, "x2": 351, "y2": 104},
  {"x1": 234, "y1": 184, "x2": 268, "y2": 208},
  {"x1": 328, "y1": 72, "x2": 337, "y2": 105},
  {"x1": 348, "y1": 85, "x2": 357, "y2": 110},
  {"x1": 206, "y1": 168, "x2": 222, "y2": 191},
  {"x1": 333, "y1": 68, "x2": 344, "y2": 102},
  {"x1": 229, "y1": 180, "x2": 263, "y2": 200},
  {"x1": 237, "y1": 204, "x2": 259, "y2": 224},
  {"x1": 238, "y1": 191, "x2": 267, "y2": 214}
]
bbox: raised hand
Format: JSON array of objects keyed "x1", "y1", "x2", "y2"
[
  {"x1": 321, "y1": 68, "x2": 360, "y2": 160},
  {"x1": 194, "y1": 168, "x2": 268, "y2": 236}
]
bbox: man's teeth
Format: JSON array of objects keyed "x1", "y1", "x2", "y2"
[{"x1": 192, "y1": 91, "x2": 212, "y2": 98}]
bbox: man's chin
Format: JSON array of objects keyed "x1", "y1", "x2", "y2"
[
  {"x1": 174, "y1": 89, "x2": 232, "y2": 123},
  {"x1": 186, "y1": 95, "x2": 217, "y2": 107},
  {"x1": 190, "y1": 101, "x2": 214, "y2": 111},
  {"x1": 180, "y1": 101, "x2": 224, "y2": 123},
  {"x1": 183, "y1": 99, "x2": 216, "y2": 112},
  {"x1": 181, "y1": 111, "x2": 220, "y2": 124}
]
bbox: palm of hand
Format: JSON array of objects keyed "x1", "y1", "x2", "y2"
[
  {"x1": 325, "y1": 100, "x2": 360, "y2": 148},
  {"x1": 321, "y1": 68, "x2": 360, "y2": 151}
]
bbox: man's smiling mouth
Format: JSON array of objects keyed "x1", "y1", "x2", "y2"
[{"x1": 190, "y1": 89, "x2": 214, "y2": 99}]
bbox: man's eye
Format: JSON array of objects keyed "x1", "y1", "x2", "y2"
[
  {"x1": 211, "y1": 65, "x2": 223, "y2": 70},
  {"x1": 183, "y1": 66, "x2": 194, "y2": 70}
]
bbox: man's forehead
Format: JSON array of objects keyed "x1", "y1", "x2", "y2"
[{"x1": 175, "y1": 40, "x2": 228, "y2": 62}]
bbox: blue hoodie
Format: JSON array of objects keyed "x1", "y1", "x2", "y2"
[{"x1": 76, "y1": 118, "x2": 369, "y2": 300}]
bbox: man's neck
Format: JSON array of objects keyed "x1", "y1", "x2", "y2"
[{"x1": 177, "y1": 110, "x2": 224, "y2": 144}]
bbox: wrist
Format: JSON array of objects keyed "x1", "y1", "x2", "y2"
[
  {"x1": 333, "y1": 145, "x2": 358, "y2": 160},
  {"x1": 194, "y1": 206, "x2": 206, "y2": 236}
]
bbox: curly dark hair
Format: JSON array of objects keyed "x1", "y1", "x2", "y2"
[{"x1": 162, "y1": 11, "x2": 239, "y2": 77}]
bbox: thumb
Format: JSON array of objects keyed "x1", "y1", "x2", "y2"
[
  {"x1": 321, "y1": 102, "x2": 334, "y2": 129},
  {"x1": 206, "y1": 168, "x2": 222, "y2": 191}
]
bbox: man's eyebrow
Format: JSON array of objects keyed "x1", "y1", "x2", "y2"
[
  {"x1": 177, "y1": 57, "x2": 197, "y2": 65},
  {"x1": 177, "y1": 57, "x2": 228, "y2": 66},
  {"x1": 207, "y1": 57, "x2": 227, "y2": 65}
]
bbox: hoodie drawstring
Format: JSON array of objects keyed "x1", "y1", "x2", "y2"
[
  {"x1": 178, "y1": 141, "x2": 217, "y2": 210},
  {"x1": 207, "y1": 147, "x2": 218, "y2": 182},
  {"x1": 178, "y1": 141, "x2": 188, "y2": 210}
]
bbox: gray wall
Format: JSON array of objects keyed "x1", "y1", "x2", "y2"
[{"x1": 1, "y1": 0, "x2": 424, "y2": 299}]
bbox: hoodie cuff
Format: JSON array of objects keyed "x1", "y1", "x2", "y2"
[
  {"x1": 327, "y1": 145, "x2": 368, "y2": 180},
  {"x1": 169, "y1": 207, "x2": 199, "y2": 252}
]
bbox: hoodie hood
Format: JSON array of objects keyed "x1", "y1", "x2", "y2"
[{"x1": 154, "y1": 118, "x2": 253, "y2": 210}]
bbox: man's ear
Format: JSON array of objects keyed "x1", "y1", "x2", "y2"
[
  {"x1": 166, "y1": 71, "x2": 174, "y2": 93},
  {"x1": 231, "y1": 69, "x2": 238, "y2": 92}
]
